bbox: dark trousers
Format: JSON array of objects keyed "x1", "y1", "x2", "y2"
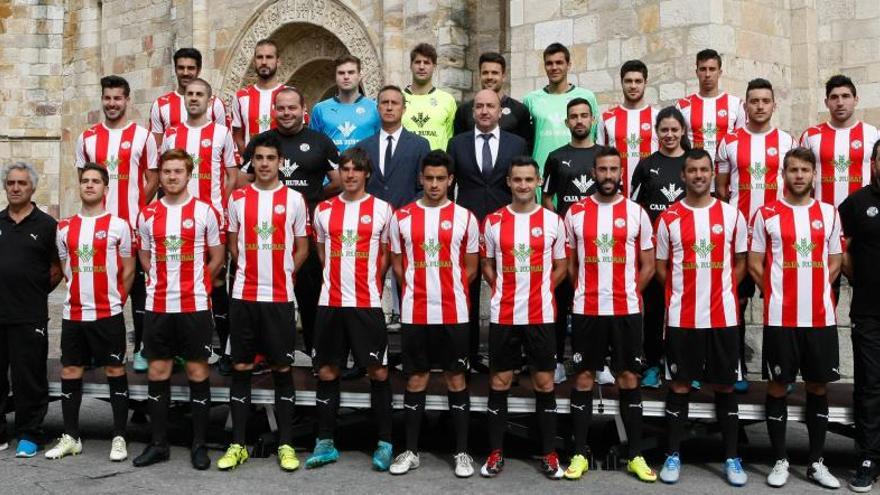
[
  {"x1": 853, "y1": 316, "x2": 880, "y2": 462},
  {"x1": 0, "y1": 322, "x2": 49, "y2": 442},
  {"x1": 295, "y1": 244, "x2": 322, "y2": 355},
  {"x1": 468, "y1": 276, "x2": 483, "y2": 360},
  {"x1": 130, "y1": 260, "x2": 146, "y2": 352},
  {"x1": 643, "y1": 279, "x2": 665, "y2": 368},
  {"x1": 554, "y1": 279, "x2": 573, "y2": 363}
]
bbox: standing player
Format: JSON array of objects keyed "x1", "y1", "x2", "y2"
[
  {"x1": 749, "y1": 147, "x2": 842, "y2": 489},
  {"x1": 305, "y1": 147, "x2": 395, "y2": 471},
  {"x1": 596, "y1": 60, "x2": 658, "y2": 197},
  {"x1": 47, "y1": 164, "x2": 134, "y2": 462},
  {"x1": 231, "y1": 39, "x2": 288, "y2": 153},
  {"x1": 309, "y1": 55, "x2": 380, "y2": 152},
  {"x1": 75, "y1": 75, "x2": 158, "y2": 372},
  {"x1": 403, "y1": 43, "x2": 457, "y2": 151},
  {"x1": 523, "y1": 43, "x2": 598, "y2": 197},
  {"x1": 131, "y1": 149, "x2": 225, "y2": 470},
  {"x1": 480, "y1": 156, "x2": 568, "y2": 479},
  {"x1": 216, "y1": 133, "x2": 310, "y2": 472},
  {"x1": 386, "y1": 151, "x2": 480, "y2": 477},
  {"x1": 800, "y1": 74, "x2": 880, "y2": 209},
  {"x1": 675, "y1": 49, "x2": 745, "y2": 162},
  {"x1": 715, "y1": 78, "x2": 795, "y2": 392},
  {"x1": 149, "y1": 48, "x2": 228, "y2": 148},
  {"x1": 629, "y1": 106, "x2": 689, "y2": 388},
  {"x1": 654, "y1": 149, "x2": 748, "y2": 487},
  {"x1": 541, "y1": 97, "x2": 599, "y2": 384},
  {"x1": 562, "y1": 147, "x2": 656, "y2": 482}
]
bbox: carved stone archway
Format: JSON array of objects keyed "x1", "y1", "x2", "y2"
[{"x1": 219, "y1": 0, "x2": 383, "y2": 106}]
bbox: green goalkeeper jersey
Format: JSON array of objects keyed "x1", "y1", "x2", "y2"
[
  {"x1": 523, "y1": 84, "x2": 599, "y2": 176},
  {"x1": 403, "y1": 86, "x2": 457, "y2": 151}
]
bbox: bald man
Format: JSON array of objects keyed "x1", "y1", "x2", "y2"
[{"x1": 448, "y1": 88, "x2": 529, "y2": 371}]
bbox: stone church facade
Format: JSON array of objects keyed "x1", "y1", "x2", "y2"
[{"x1": 2, "y1": 0, "x2": 880, "y2": 218}]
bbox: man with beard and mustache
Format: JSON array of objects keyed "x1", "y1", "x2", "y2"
[
  {"x1": 541, "y1": 97, "x2": 599, "y2": 385},
  {"x1": 150, "y1": 48, "x2": 229, "y2": 148},
  {"x1": 561, "y1": 146, "x2": 657, "y2": 483},
  {"x1": 75, "y1": 75, "x2": 159, "y2": 372},
  {"x1": 231, "y1": 39, "x2": 288, "y2": 153}
]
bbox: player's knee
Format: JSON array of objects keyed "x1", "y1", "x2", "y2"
[
  {"x1": 574, "y1": 371, "x2": 594, "y2": 391},
  {"x1": 670, "y1": 381, "x2": 691, "y2": 394},
  {"x1": 490, "y1": 372, "x2": 513, "y2": 391},
  {"x1": 805, "y1": 381, "x2": 827, "y2": 395},
  {"x1": 147, "y1": 360, "x2": 172, "y2": 380},
  {"x1": 767, "y1": 380, "x2": 788, "y2": 398},
  {"x1": 367, "y1": 365, "x2": 388, "y2": 381},
  {"x1": 61, "y1": 366, "x2": 84, "y2": 380},
  {"x1": 617, "y1": 371, "x2": 639, "y2": 389},
  {"x1": 406, "y1": 372, "x2": 429, "y2": 392},
  {"x1": 444, "y1": 372, "x2": 466, "y2": 392},
  {"x1": 317, "y1": 365, "x2": 339, "y2": 381},
  {"x1": 104, "y1": 365, "x2": 125, "y2": 378},
  {"x1": 234, "y1": 362, "x2": 254, "y2": 372}
]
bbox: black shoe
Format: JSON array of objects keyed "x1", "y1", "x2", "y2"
[
  {"x1": 341, "y1": 366, "x2": 366, "y2": 381},
  {"x1": 849, "y1": 459, "x2": 879, "y2": 493},
  {"x1": 218, "y1": 354, "x2": 233, "y2": 376},
  {"x1": 191, "y1": 444, "x2": 211, "y2": 470},
  {"x1": 132, "y1": 443, "x2": 170, "y2": 467}
]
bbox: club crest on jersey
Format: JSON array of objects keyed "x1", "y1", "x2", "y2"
[
  {"x1": 300, "y1": 143, "x2": 310, "y2": 152},
  {"x1": 501, "y1": 107, "x2": 511, "y2": 115},
  {"x1": 120, "y1": 141, "x2": 132, "y2": 150},
  {"x1": 614, "y1": 218, "x2": 626, "y2": 229},
  {"x1": 641, "y1": 122, "x2": 651, "y2": 131},
  {"x1": 867, "y1": 206, "x2": 878, "y2": 218},
  {"x1": 182, "y1": 219, "x2": 194, "y2": 229},
  {"x1": 717, "y1": 109, "x2": 728, "y2": 118},
  {"x1": 430, "y1": 97, "x2": 437, "y2": 107},
  {"x1": 94, "y1": 230, "x2": 107, "y2": 240},
  {"x1": 767, "y1": 147, "x2": 778, "y2": 157},
  {"x1": 794, "y1": 237, "x2": 816, "y2": 257},
  {"x1": 711, "y1": 224, "x2": 724, "y2": 234},
  {"x1": 852, "y1": 139, "x2": 863, "y2": 150},
  {"x1": 274, "y1": 204, "x2": 286, "y2": 215},
  {"x1": 360, "y1": 214, "x2": 372, "y2": 224},
  {"x1": 355, "y1": 106, "x2": 366, "y2": 115},
  {"x1": 572, "y1": 352, "x2": 582, "y2": 364},
  {"x1": 530, "y1": 227, "x2": 543, "y2": 238},
  {"x1": 200, "y1": 139, "x2": 212, "y2": 148},
  {"x1": 811, "y1": 219, "x2": 824, "y2": 230},
  {"x1": 440, "y1": 220, "x2": 453, "y2": 231}
]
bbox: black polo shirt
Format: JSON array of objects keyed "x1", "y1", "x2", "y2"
[
  {"x1": 839, "y1": 184, "x2": 880, "y2": 317},
  {"x1": 0, "y1": 203, "x2": 58, "y2": 323}
]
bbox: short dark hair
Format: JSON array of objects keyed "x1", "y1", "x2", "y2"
[
  {"x1": 566, "y1": 97, "x2": 593, "y2": 115},
  {"x1": 696, "y1": 48, "x2": 722, "y2": 68},
  {"x1": 159, "y1": 148, "x2": 194, "y2": 175},
  {"x1": 825, "y1": 74, "x2": 857, "y2": 98},
  {"x1": 80, "y1": 163, "x2": 109, "y2": 186},
  {"x1": 543, "y1": 42, "x2": 570, "y2": 63},
  {"x1": 421, "y1": 150, "x2": 454, "y2": 174},
  {"x1": 872, "y1": 139, "x2": 880, "y2": 162},
  {"x1": 100, "y1": 75, "x2": 130, "y2": 97},
  {"x1": 341, "y1": 147, "x2": 373, "y2": 175},
  {"x1": 173, "y1": 48, "x2": 202, "y2": 69},
  {"x1": 250, "y1": 132, "x2": 283, "y2": 158},
  {"x1": 410, "y1": 43, "x2": 437, "y2": 64},
  {"x1": 479, "y1": 52, "x2": 506, "y2": 73},
  {"x1": 335, "y1": 54, "x2": 361, "y2": 71},
  {"x1": 620, "y1": 59, "x2": 648, "y2": 80},
  {"x1": 682, "y1": 148, "x2": 713, "y2": 170},
  {"x1": 254, "y1": 39, "x2": 278, "y2": 55},
  {"x1": 275, "y1": 86, "x2": 304, "y2": 107},
  {"x1": 746, "y1": 78, "x2": 774, "y2": 99},
  {"x1": 782, "y1": 147, "x2": 817, "y2": 170},
  {"x1": 185, "y1": 78, "x2": 212, "y2": 97},
  {"x1": 594, "y1": 145, "x2": 622, "y2": 164},
  {"x1": 377, "y1": 84, "x2": 404, "y2": 101},
  {"x1": 509, "y1": 155, "x2": 540, "y2": 175}
]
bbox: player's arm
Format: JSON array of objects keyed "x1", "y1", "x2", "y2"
[
  {"x1": 139, "y1": 249, "x2": 152, "y2": 276},
  {"x1": 481, "y1": 257, "x2": 497, "y2": 287},
  {"x1": 566, "y1": 249, "x2": 578, "y2": 285},
  {"x1": 715, "y1": 172, "x2": 730, "y2": 202},
  {"x1": 842, "y1": 237, "x2": 853, "y2": 278},
  {"x1": 232, "y1": 127, "x2": 246, "y2": 160},
  {"x1": 224, "y1": 166, "x2": 239, "y2": 200},
  {"x1": 550, "y1": 219, "x2": 567, "y2": 288},
  {"x1": 541, "y1": 156, "x2": 558, "y2": 211},
  {"x1": 551, "y1": 258, "x2": 567, "y2": 289},
  {"x1": 227, "y1": 232, "x2": 239, "y2": 262},
  {"x1": 747, "y1": 251, "x2": 765, "y2": 293},
  {"x1": 733, "y1": 253, "x2": 747, "y2": 284},
  {"x1": 323, "y1": 170, "x2": 341, "y2": 199},
  {"x1": 48, "y1": 253, "x2": 63, "y2": 290},
  {"x1": 292, "y1": 235, "x2": 309, "y2": 274},
  {"x1": 464, "y1": 252, "x2": 478, "y2": 284},
  {"x1": 144, "y1": 170, "x2": 159, "y2": 203},
  {"x1": 378, "y1": 242, "x2": 391, "y2": 279},
  {"x1": 637, "y1": 248, "x2": 656, "y2": 293},
  {"x1": 121, "y1": 255, "x2": 136, "y2": 297},
  {"x1": 733, "y1": 211, "x2": 749, "y2": 284},
  {"x1": 654, "y1": 257, "x2": 667, "y2": 285},
  {"x1": 207, "y1": 244, "x2": 226, "y2": 281}
]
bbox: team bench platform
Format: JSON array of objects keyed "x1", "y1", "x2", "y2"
[{"x1": 46, "y1": 359, "x2": 853, "y2": 424}]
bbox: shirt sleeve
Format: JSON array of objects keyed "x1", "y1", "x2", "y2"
[
  {"x1": 837, "y1": 196, "x2": 857, "y2": 238},
  {"x1": 149, "y1": 100, "x2": 163, "y2": 134},
  {"x1": 734, "y1": 210, "x2": 748, "y2": 254},
  {"x1": 828, "y1": 209, "x2": 843, "y2": 255},
  {"x1": 388, "y1": 214, "x2": 402, "y2": 254},
  {"x1": 654, "y1": 216, "x2": 670, "y2": 260},
  {"x1": 552, "y1": 216, "x2": 567, "y2": 260},
  {"x1": 55, "y1": 225, "x2": 68, "y2": 262},
  {"x1": 231, "y1": 95, "x2": 242, "y2": 129},
  {"x1": 630, "y1": 161, "x2": 645, "y2": 202},
  {"x1": 542, "y1": 154, "x2": 558, "y2": 196},
  {"x1": 213, "y1": 97, "x2": 230, "y2": 128},
  {"x1": 465, "y1": 211, "x2": 480, "y2": 254},
  {"x1": 380, "y1": 204, "x2": 392, "y2": 244},
  {"x1": 118, "y1": 221, "x2": 133, "y2": 258},
  {"x1": 445, "y1": 97, "x2": 456, "y2": 146},
  {"x1": 240, "y1": 140, "x2": 256, "y2": 174},
  {"x1": 639, "y1": 208, "x2": 654, "y2": 250},
  {"x1": 313, "y1": 209, "x2": 327, "y2": 243},
  {"x1": 715, "y1": 136, "x2": 731, "y2": 174},
  {"x1": 324, "y1": 135, "x2": 340, "y2": 172},
  {"x1": 222, "y1": 129, "x2": 238, "y2": 167},
  {"x1": 144, "y1": 132, "x2": 159, "y2": 170},
  {"x1": 732, "y1": 99, "x2": 747, "y2": 130},
  {"x1": 292, "y1": 195, "x2": 308, "y2": 237},
  {"x1": 75, "y1": 132, "x2": 87, "y2": 168},
  {"x1": 749, "y1": 209, "x2": 767, "y2": 253},
  {"x1": 205, "y1": 207, "x2": 222, "y2": 247},
  {"x1": 226, "y1": 197, "x2": 239, "y2": 233},
  {"x1": 595, "y1": 119, "x2": 608, "y2": 146},
  {"x1": 481, "y1": 218, "x2": 495, "y2": 258},
  {"x1": 563, "y1": 211, "x2": 575, "y2": 250},
  {"x1": 309, "y1": 105, "x2": 324, "y2": 133},
  {"x1": 137, "y1": 213, "x2": 152, "y2": 252}
]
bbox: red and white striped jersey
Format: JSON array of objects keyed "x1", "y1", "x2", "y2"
[
  {"x1": 389, "y1": 200, "x2": 480, "y2": 325},
  {"x1": 482, "y1": 205, "x2": 567, "y2": 325},
  {"x1": 799, "y1": 121, "x2": 880, "y2": 208},
  {"x1": 137, "y1": 196, "x2": 222, "y2": 313},
  {"x1": 227, "y1": 184, "x2": 308, "y2": 303},
  {"x1": 676, "y1": 93, "x2": 746, "y2": 160},
  {"x1": 231, "y1": 83, "x2": 286, "y2": 147},
  {"x1": 596, "y1": 105, "x2": 659, "y2": 196},
  {"x1": 716, "y1": 127, "x2": 795, "y2": 221},
  {"x1": 750, "y1": 199, "x2": 841, "y2": 327},
  {"x1": 655, "y1": 199, "x2": 748, "y2": 329},
  {"x1": 149, "y1": 91, "x2": 230, "y2": 135},
  {"x1": 565, "y1": 196, "x2": 654, "y2": 316},
  {"x1": 75, "y1": 122, "x2": 158, "y2": 228},
  {"x1": 57, "y1": 213, "x2": 133, "y2": 321},
  {"x1": 161, "y1": 122, "x2": 237, "y2": 213},
  {"x1": 314, "y1": 194, "x2": 393, "y2": 308}
]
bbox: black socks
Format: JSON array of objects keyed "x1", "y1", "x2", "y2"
[
  {"x1": 230, "y1": 370, "x2": 252, "y2": 445},
  {"x1": 404, "y1": 390, "x2": 427, "y2": 452},
  {"x1": 371, "y1": 379, "x2": 393, "y2": 443},
  {"x1": 487, "y1": 389, "x2": 509, "y2": 451},
  {"x1": 448, "y1": 389, "x2": 470, "y2": 453},
  {"x1": 806, "y1": 392, "x2": 829, "y2": 463},
  {"x1": 61, "y1": 378, "x2": 83, "y2": 438},
  {"x1": 665, "y1": 390, "x2": 689, "y2": 453},
  {"x1": 273, "y1": 370, "x2": 296, "y2": 447},
  {"x1": 107, "y1": 374, "x2": 129, "y2": 438},
  {"x1": 570, "y1": 389, "x2": 592, "y2": 456},
  {"x1": 147, "y1": 379, "x2": 171, "y2": 445},
  {"x1": 765, "y1": 394, "x2": 788, "y2": 461},
  {"x1": 619, "y1": 387, "x2": 644, "y2": 458},
  {"x1": 714, "y1": 391, "x2": 739, "y2": 459},
  {"x1": 189, "y1": 379, "x2": 211, "y2": 447},
  {"x1": 316, "y1": 379, "x2": 340, "y2": 440},
  {"x1": 535, "y1": 391, "x2": 558, "y2": 455}
]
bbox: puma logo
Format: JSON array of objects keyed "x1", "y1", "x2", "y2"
[
  {"x1": 767, "y1": 415, "x2": 785, "y2": 422},
  {"x1": 634, "y1": 357, "x2": 643, "y2": 365},
  {"x1": 34, "y1": 328, "x2": 46, "y2": 337},
  {"x1": 204, "y1": 345, "x2": 213, "y2": 355},
  {"x1": 450, "y1": 404, "x2": 467, "y2": 411},
  {"x1": 60, "y1": 392, "x2": 72, "y2": 399},
  {"x1": 110, "y1": 353, "x2": 124, "y2": 362},
  {"x1": 816, "y1": 413, "x2": 828, "y2": 419},
  {"x1": 230, "y1": 396, "x2": 247, "y2": 404},
  {"x1": 315, "y1": 398, "x2": 330, "y2": 405},
  {"x1": 727, "y1": 412, "x2": 739, "y2": 417},
  {"x1": 369, "y1": 351, "x2": 380, "y2": 360},
  {"x1": 147, "y1": 394, "x2": 161, "y2": 402},
  {"x1": 192, "y1": 398, "x2": 208, "y2": 405},
  {"x1": 831, "y1": 368, "x2": 839, "y2": 374},
  {"x1": 665, "y1": 409, "x2": 680, "y2": 418},
  {"x1": 649, "y1": 168, "x2": 660, "y2": 176},
  {"x1": 286, "y1": 352, "x2": 296, "y2": 362},
  {"x1": 113, "y1": 391, "x2": 129, "y2": 398},
  {"x1": 487, "y1": 407, "x2": 499, "y2": 415},
  {"x1": 543, "y1": 408, "x2": 558, "y2": 413},
  {"x1": 628, "y1": 403, "x2": 643, "y2": 409},
  {"x1": 279, "y1": 396, "x2": 295, "y2": 403},
  {"x1": 457, "y1": 358, "x2": 469, "y2": 368},
  {"x1": 403, "y1": 404, "x2": 419, "y2": 411},
  {"x1": 570, "y1": 404, "x2": 585, "y2": 411},
  {"x1": 30, "y1": 233, "x2": 38, "y2": 241}
]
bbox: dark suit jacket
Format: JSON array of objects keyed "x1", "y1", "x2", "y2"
[
  {"x1": 356, "y1": 128, "x2": 430, "y2": 208},
  {"x1": 448, "y1": 129, "x2": 527, "y2": 221}
]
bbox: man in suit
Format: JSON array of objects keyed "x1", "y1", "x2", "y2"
[
  {"x1": 448, "y1": 89, "x2": 528, "y2": 371},
  {"x1": 357, "y1": 84, "x2": 431, "y2": 209}
]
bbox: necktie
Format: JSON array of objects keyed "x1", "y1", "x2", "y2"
[
  {"x1": 384, "y1": 135, "x2": 394, "y2": 175},
  {"x1": 480, "y1": 133, "x2": 493, "y2": 180}
]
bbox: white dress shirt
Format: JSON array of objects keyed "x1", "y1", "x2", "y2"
[
  {"x1": 378, "y1": 126, "x2": 404, "y2": 175},
  {"x1": 473, "y1": 125, "x2": 501, "y2": 171}
]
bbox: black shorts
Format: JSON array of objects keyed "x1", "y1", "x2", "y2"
[
  {"x1": 665, "y1": 326, "x2": 741, "y2": 385},
  {"x1": 489, "y1": 323, "x2": 556, "y2": 372},
  {"x1": 570, "y1": 314, "x2": 645, "y2": 374},
  {"x1": 762, "y1": 326, "x2": 840, "y2": 384},
  {"x1": 401, "y1": 323, "x2": 470, "y2": 374},
  {"x1": 229, "y1": 299, "x2": 297, "y2": 367},
  {"x1": 61, "y1": 314, "x2": 127, "y2": 367},
  {"x1": 312, "y1": 306, "x2": 388, "y2": 369},
  {"x1": 737, "y1": 277, "x2": 756, "y2": 299},
  {"x1": 143, "y1": 310, "x2": 215, "y2": 362}
]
